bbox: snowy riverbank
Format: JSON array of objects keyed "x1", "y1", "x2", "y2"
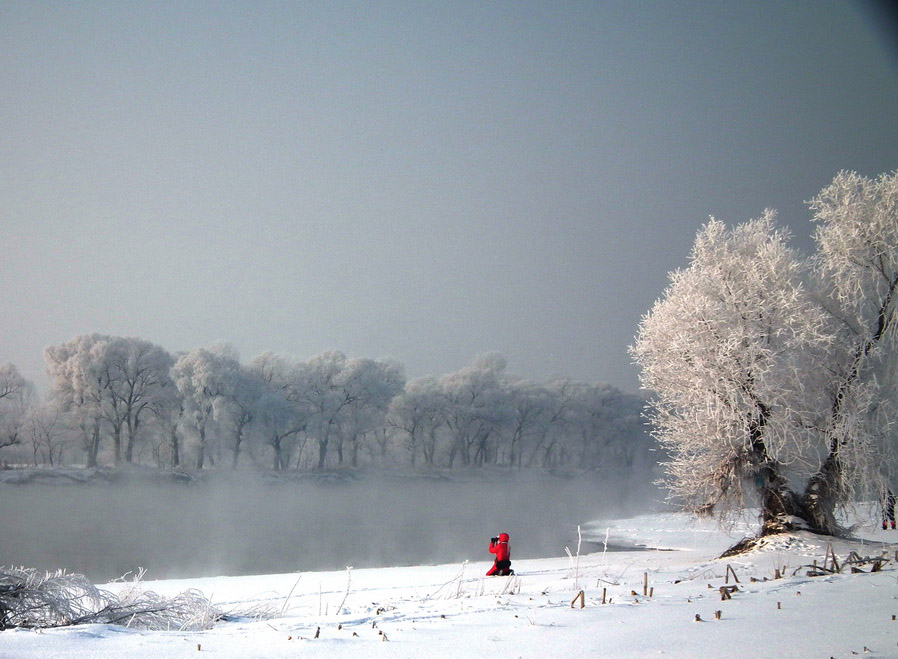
[{"x1": 2, "y1": 508, "x2": 897, "y2": 657}]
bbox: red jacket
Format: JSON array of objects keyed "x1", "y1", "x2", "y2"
[{"x1": 489, "y1": 534, "x2": 510, "y2": 562}]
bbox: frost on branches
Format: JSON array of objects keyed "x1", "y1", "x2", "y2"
[
  {"x1": 0, "y1": 567, "x2": 219, "y2": 631},
  {"x1": 631, "y1": 171, "x2": 898, "y2": 539}
]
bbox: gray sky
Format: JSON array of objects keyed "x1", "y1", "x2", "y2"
[{"x1": 2, "y1": 1, "x2": 897, "y2": 393}]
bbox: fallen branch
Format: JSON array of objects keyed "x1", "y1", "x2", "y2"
[
  {"x1": 791, "y1": 550, "x2": 891, "y2": 577},
  {"x1": 0, "y1": 567, "x2": 219, "y2": 631}
]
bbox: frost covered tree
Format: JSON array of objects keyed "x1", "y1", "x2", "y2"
[
  {"x1": 439, "y1": 353, "x2": 512, "y2": 468},
  {"x1": 0, "y1": 363, "x2": 33, "y2": 452},
  {"x1": 291, "y1": 351, "x2": 404, "y2": 469},
  {"x1": 523, "y1": 378, "x2": 574, "y2": 469},
  {"x1": 567, "y1": 382, "x2": 651, "y2": 471},
  {"x1": 44, "y1": 335, "x2": 173, "y2": 466},
  {"x1": 632, "y1": 171, "x2": 898, "y2": 538},
  {"x1": 293, "y1": 351, "x2": 346, "y2": 470},
  {"x1": 103, "y1": 337, "x2": 175, "y2": 463},
  {"x1": 331, "y1": 358, "x2": 404, "y2": 467},
  {"x1": 801, "y1": 171, "x2": 898, "y2": 532},
  {"x1": 173, "y1": 346, "x2": 240, "y2": 469},
  {"x1": 0, "y1": 363, "x2": 27, "y2": 406},
  {"x1": 631, "y1": 213, "x2": 828, "y2": 535},
  {"x1": 502, "y1": 380, "x2": 552, "y2": 469},
  {"x1": 218, "y1": 364, "x2": 262, "y2": 469},
  {"x1": 22, "y1": 400, "x2": 71, "y2": 467},
  {"x1": 148, "y1": 379, "x2": 185, "y2": 468},
  {"x1": 388, "y1": 376, "x2": 445, "y2": 467},
  {"x1": 249, "y1": 352, "x2": 307, "y2": 470},
  {"x1": 45, "y1": 335, "x2": 108, "y2": 467}
]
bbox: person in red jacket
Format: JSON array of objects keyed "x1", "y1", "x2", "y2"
[{"x1": 486, "y1": 532, "x2": 513, "y2": 576}]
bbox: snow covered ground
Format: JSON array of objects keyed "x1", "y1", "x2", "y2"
[{"x1": 2, "y1": 507, "x2": 897, "y2": 658}]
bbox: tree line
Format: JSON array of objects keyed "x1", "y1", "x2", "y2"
[
  {"x1": 631, "y1": 170, "x2": 898, "y2": 538},
  {"x1": 0, "y1": 346, "x2": 654, "y2": 474}
]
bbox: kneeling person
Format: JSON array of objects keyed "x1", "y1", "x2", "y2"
[{"x1": 486, "y1": 532, "x2": 513, "y2": 576}]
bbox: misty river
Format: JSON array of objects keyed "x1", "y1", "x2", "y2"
[{"x1": 0, "y1": 470, "x2": 658, "y2": 582}]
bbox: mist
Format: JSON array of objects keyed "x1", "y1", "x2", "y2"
[{"x1": 0, "y1": 470, "x2": 660, "y2": 582}]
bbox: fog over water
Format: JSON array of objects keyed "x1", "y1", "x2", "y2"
[{"x1": 1, "y1": 471, "x2": 659, "y2": 582}]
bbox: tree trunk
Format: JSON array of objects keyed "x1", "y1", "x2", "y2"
[
  {"x1": 86, "y1": 421, "x2": 100, "y2": 468},
  {"x1": 195, "y1": 426, "x2": 206, "y2": 470},
  {"x1": 757, "y1": 466, "x2": 806, "y2": 536},
  {"x1": 801, "y1": 453, "x2": 841, "y2": 535},
  {"x1": 317, "y1": 438, "x2": 328, "y2": 470},
  {"x1": 170, "y1": 428, "x2": 180, "y2": 468},
  {"x1": 232, "y1": 439, "x2": 242, "y2": 470},
  {"x1": 351, "y1": 436, "x2": 360, "y2": 468},
  {"x1": 112, "y1": 425, "x2": 122, "y2": 465},
  {"x1": 447, "y1": 441, "x2": 458, "y2": 468},
  {"x1": 271, "y1": 435, "x2": 284, "y2": 470},
  {"x1": 423, "y1": 430, "x2": 436, "y2": 466},
  {"x1": 231, "y1": 416, "x2": 249, "y2": 470},
  {"x1": 125, "y1": 415, "x2": 142, "y2": 464},
  {"x1": 747, "y1": 400, "x2": 814, "y2": 536}
]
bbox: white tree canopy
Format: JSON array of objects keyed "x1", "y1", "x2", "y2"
[
  {"x1": 173, "y1": 346, "x2": 240, "y2": 469},
  {"x1": 0, "y1": 362, "x2": 34, "y2": 451},
  {"x1": 44, "y1": 334, "x2": 173, "y2": 466},
  {"x1": 632, "y1": 213, "x2": 830, "y2": 532},
  {"x1": 632, "y1": 171, "x2": 898, "y2": 538},
  {"x1": 800, "y1": 171, "x2": 898, "y2": 529}
]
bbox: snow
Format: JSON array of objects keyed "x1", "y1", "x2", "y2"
[{"x1": 3, "y1": 508, "x2": 898, "y2": 658}]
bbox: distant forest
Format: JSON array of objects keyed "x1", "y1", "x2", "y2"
[{"x1": 0, "y1": 336, "x2": 655, "y2": 473}]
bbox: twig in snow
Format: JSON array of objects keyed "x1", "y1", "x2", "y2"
[
  {"x1": 601, "y1": 527, "x2": 610, "y2": 574},
  {"x1": 426, "y1": 561, "x2": 468, "y2": 600},
  {"x1": 335, "y1": 567, "x2": 353, "y2": 616},
  {"x1": 280, "y1": 573, "x2": 302, "y2": 617}
]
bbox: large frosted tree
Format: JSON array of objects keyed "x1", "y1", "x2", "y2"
[
  {"x1": 296, "y1": 351, "x2": 350, "y2": 470},
  {"x1": 802, "y1": 171, "x2": 898, "y2": 532},
  {"x1": 388, "y1": 376, "x2": 445, "y2": 467},
  {"x1": 632, "y1": 171, "x2": 898, "y2": 538},
  {"x1": 45, "y1": 335, "x2": 108, "y2": 467},
  {"x1": 290, "y1": 351, "x2": 405, "y2": 470},
  {"x1": 439, "y1": 353, "x2": 512, "y2": 468},
  {"x1": 249, "y1": 352, "x2": 306, "y2": 470},
  {"x1": 104, "y1": 336, "x2": 175, "y2": 463},
  {"x1": 331, "y1": 357, "x2": 404, "y2": 467},
  {"x1": 45, "y1": 335, "x2": 174, "y2": 466},
  {"x1": 219, "y1": 364, "x2": 263, "y2": 469},
  {"x1": 631, "y1": 213, "x2": 828, "y2": 535},
  {"x1": 173, "y1": 346, "x2": 240, "y2": 470},
  {"x1": 503, "y1": 380, "x2": 555, "y2": 470}
]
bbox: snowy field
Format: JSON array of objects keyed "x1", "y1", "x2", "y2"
[{"x1": 2, "y1": 508, "x2": 898, "y2": 658}]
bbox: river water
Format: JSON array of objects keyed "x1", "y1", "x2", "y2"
[{"x1": 0, "y1": 469, "x2": 657, "y2": 582}]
